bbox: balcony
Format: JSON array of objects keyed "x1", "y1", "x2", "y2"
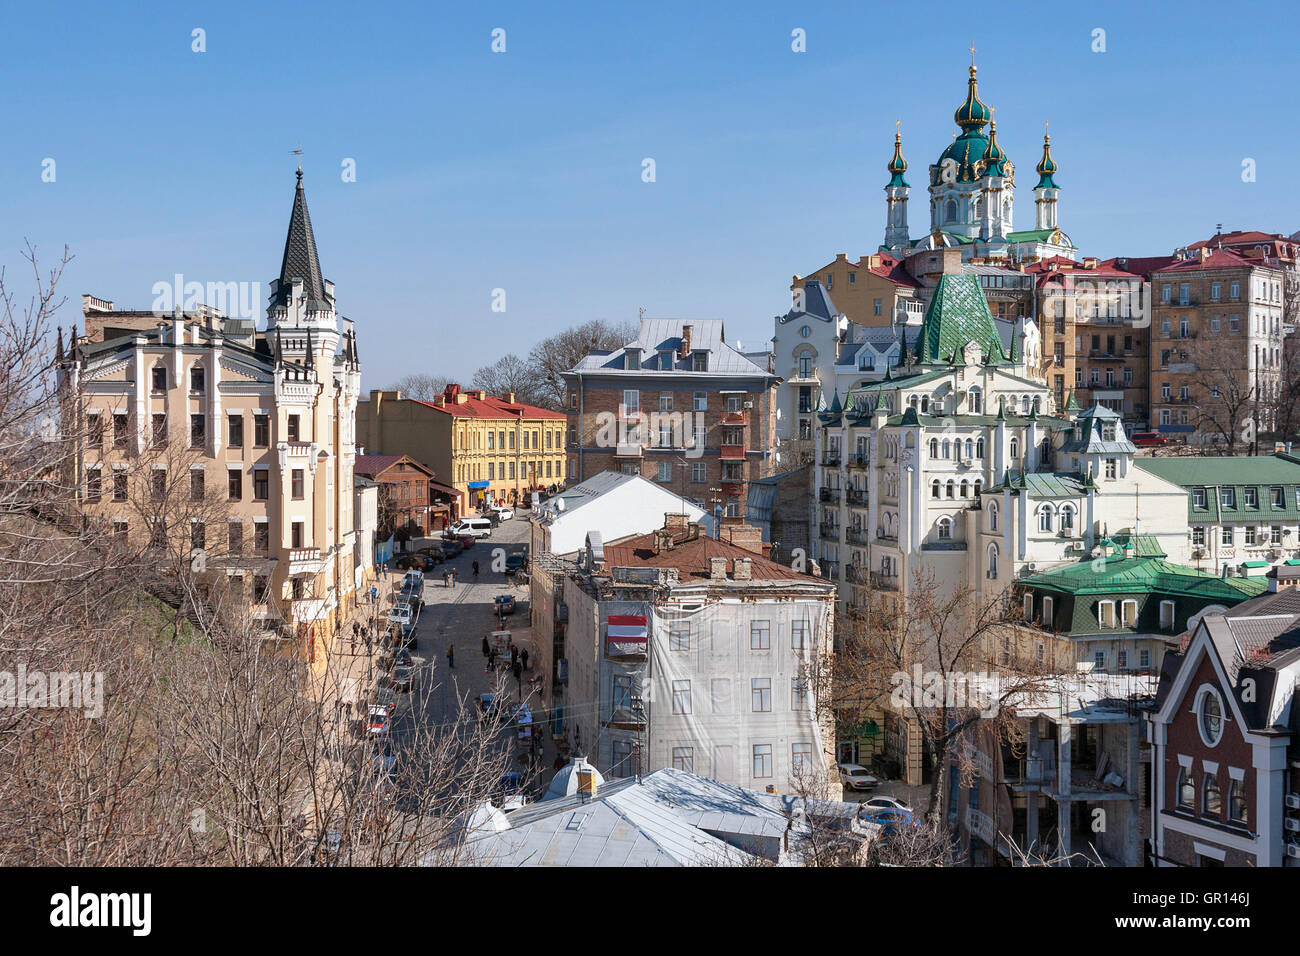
[
  {"x1": 819, "y1": 522, "x2": 840, "y2": 541},
  {"x1": 722, "y1": 481, "x2": 744, "y2": 498},
  {"x1": 819, "y1": 486, "x2": 841, "y2": 503},
  {"x1": 288, "y1": 547, "x2": 323, "y2": 575},
  {"x1": 870, "y1": 572, "x2": 900, "y2": 591},
  {"x1": 846, "y1": 527, "x2": 869, "y2": 545},
  {"x1": 614, "y1": 442, "x2": 644, "y2": 458},
  {"x1": 846, "y1": 488, "x2": 868, "y2": 507},
  {"x1": 821, "y1": 561, "x2": 840, "y2": 580},
  {"x1": 845, "y1": 565, "x2": 870, "y2": 585},
  {"x1": 821, "y1": 453, "x2": 841, "y2": 467},
  {"x1": 848, "y1": 454, "x2": 869, "y2": 469},
  {"x1": 604, "y1": 699, "x2": 647, "y2": 731},
  {"x1": 721, "y1": 409, "x2": 749, "y2": 426},
  {"x1": 720, "y1": 443, "x2": 746, "y2": 460}
]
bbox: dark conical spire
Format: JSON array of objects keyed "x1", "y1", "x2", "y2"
[
  {"x1": 273, "y1": 169, "x2": 330, "y2": 311},
  {"x1": 55, "y1": 325, "x2": 64, "y2": 362}
]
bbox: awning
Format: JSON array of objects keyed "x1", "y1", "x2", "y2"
[{"x1": 467, "y1": 480, "x2": 489, "y2": 490}]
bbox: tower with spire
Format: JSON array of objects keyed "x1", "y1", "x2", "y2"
[
  {"x1": 268, "y1": 169, "x2": 339, "y2": 365},
  {"x1": 1033, "y1": 125, "x2": 1060, "y2": 231},
  {"x1": 884, "y1": 122, "x2": 910, "y2": 249}
]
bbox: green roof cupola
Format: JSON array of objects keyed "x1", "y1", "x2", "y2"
[
  {"x1": 954, "y1": 62, "x2": 992, "y2": 131},
  {"x1": 980, "y1": 120, "x2": 1008, "y2": 178},
  {"x1": 1035, "y1": 128, "x2": 1059, "y2": 189},
  {"x1": 887, "y1": 130, "x2": 909, "y2": 188}
]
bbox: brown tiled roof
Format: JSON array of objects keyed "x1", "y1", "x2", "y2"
[
  {"x1": 354, "y1": 454, "x2": 436, "y2": 480},
  {"x1": 602, "y1": 529, "x2": 820, "y2": 583}
]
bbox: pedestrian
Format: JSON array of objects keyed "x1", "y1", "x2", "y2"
[
  {"x1": 510, "y1": 644, "x2": 518, "y2": 666},
  {"x1": 512, "y1": 659, "x2": 522, "y2": 688},
  {"x1": 446, "y1": 644, "x2": 455, "y2": 669},
  {"x1": 481, "y1": 636, "x2": 490, "y2": 658},
  {"x1": 488, "y1": 648, "x2": 497, "y2": 670},
  {"x1": 472, "y1": 560, "x2": 479, "y2": 577},
  {"x1": 370, "y1": 586, "x2": 378, "y2": 604},
  {"x1": 521, "y1": 648, "x2": 529, "y2": 670}
]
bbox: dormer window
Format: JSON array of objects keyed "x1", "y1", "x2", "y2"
[
  {"x1": 658, "y1": 351, "x2": 673, "y2": 370},
  {"x1": 626, "y1": 348, "x2": 641, "y2": 370},
  {"x1": 692, "y1": 353, "x2": 707, "y2": 372}
]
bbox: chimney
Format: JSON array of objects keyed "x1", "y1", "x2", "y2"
[
  {"x1": 709, "y1": 557, "x2": 728, "y2": 580},
  {"x1": 576, "y1": 765, "x2": 597, "y2": 802},
  {"x1": 664, "y1": 512, "x2": 688, "y2": 532},
  {"x1": 719, "y1": 523, "x2": 764, "y2": 555},
  {"x1": 733, "y1": 557, "x2": 752, "y2": 581},
  {"x1": 654, "y1": 528, "x2": 675, "y2": 552},
  {"x1": 503, "y1": 392, "x2": 515, "y2": 404},
  {"x1": 1200, "y1": 246, "x2": 1211, "y2": 262},
  {"x1": 680, "y1": 324, "x2": 693, "y2": 359}
]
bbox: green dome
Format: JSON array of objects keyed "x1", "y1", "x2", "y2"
[
  {"x1": 1035, "y1": 132, "x2": 1059, "y2": 189},
  {"x1": 954, "y1": 65, "x2": 991, "y2": 130},
  {"x1": 887, "y1": 132, "x2": 909, "y2": 188},
  {"x1": 981, "y1": 121, "x2": 1008, "y2": 178},
  {"x1": 932, "y1": 130, "x2": 988, "y2": 185}
]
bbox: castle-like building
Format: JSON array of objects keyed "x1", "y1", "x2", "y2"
[{"x1": 882, "y1": 59, "x2": 1075, "y2": 263}]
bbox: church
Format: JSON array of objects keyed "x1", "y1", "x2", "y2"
[{"x1": 882, "y1": 54, "x2": 1076, "y2": 263}]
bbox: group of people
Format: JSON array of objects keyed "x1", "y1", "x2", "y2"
[{"x1": 481, "y1": 636, "x2": 530, "y2": 689}]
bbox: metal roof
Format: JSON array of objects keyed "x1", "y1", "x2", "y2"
[{"x1": 571, "y1": 318, "x2": 772, "y2": 376}]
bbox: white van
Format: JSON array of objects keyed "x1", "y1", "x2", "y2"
[{"x1": 449, "y1": 518, "x2": 492, "y2": 539}]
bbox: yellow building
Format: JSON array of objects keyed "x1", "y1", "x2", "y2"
[{"x1": 358, "y1": 384, "x2": 567, "y2": 514}]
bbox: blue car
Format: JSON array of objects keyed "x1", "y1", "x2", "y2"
[{"x1": 858, "y1": 806, "x2": 921, "y2": 838}]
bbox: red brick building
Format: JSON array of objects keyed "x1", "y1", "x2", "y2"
[
  {"x1": 1148, "y1": 586, "x2": 1300, "y2": 866},
  {"x1": 563, "y1": 319, "x2": 779, "y2": 522}
]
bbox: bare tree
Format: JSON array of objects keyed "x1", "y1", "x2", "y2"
[
  {"x1": 526, "y1": 319, "x2": 638, "y2": 409},
  {"x1": 1183, "y1": 337, "x2": 1258, "y2": 455},
  {"x1": 383, "y1": 373, "x2": 452, "y2": 402},
  {"x1": 471, "y1": 353, "x2": 546, "y2": 406}
]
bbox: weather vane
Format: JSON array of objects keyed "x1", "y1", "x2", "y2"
[{"x1": 290, "y1": 141, "x2": 303, "y2": 172}]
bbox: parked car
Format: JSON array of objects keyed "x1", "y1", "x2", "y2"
[
  {"x1": 477, "y1": 692, "x2": 505, "y2": 723},
  {"x1": 838, "y1": 763, "x2": 881, "y2": 791},
  {"x1": 494, "y1": 594, "x2": 517, "y2": 616},
  {"x1": 389, "y1": 664, "x2": 415, "y2": 692},
  {"x1": 402, "y1": 569, "x2": 424, "y2": 588},
  {"x1": 380, "y1": 647, "x2": 413, "y2": 671},
  {"x1": 438, "y1": 541, "x2": 463, "y2": 559},
  {"x1": 448, "y1": 518, "x2": 492, "y2": 539},
  {"x1": 456, "y1": 534, "x2": 476, "y2": 550},
  {"x1": 366, "y1": 705, "x2": 391, "y2": 737},
  {"x1": 394, "y1": 553, "x2": 425, "y2": 571},
  {"x1": 387, "y1": 603, "x2": 414, "y2": 629},
  {"x1": 504, "y1": 553, "x2": 527, "y2": 574},
  {"x1": 859, "y1": 806, "x2": 921, "y2": 838},
  {"x1": 372, "y1": 687, "x2": 397, "y2": 710},
  {"x1": 861, "y1": 795, "x2": 913, "y2": 814},
  {"x1": 1131, "y1": 431, "x2": 1171, "y2": 448},
  {"x1": 490, "y1": 506, "x2": 514, "y2": 521}
]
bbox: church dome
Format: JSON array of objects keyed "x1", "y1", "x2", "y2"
[
  {"x1": 981, "y1": 121, "x2": 1008, "y2": 178},
  {"x1": 933, "y1": 131, "x2": 989, "y2": 185},
  {"x1": 954, "y1": 65, "x2": 991, "y2": 130},
  {"x1": 887, "y1": 131, "x2": 909, "y2": 188},
  {"x1": 1035, "y1": 131, "x2": 1059, "y2": 189}
]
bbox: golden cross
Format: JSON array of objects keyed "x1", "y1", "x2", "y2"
[
  {"x1": 896, "y1": 117, "x2": 901, "y2": 133},
  {"x1": 969, "y1": 42, "x2": 977, "y2": 65}
]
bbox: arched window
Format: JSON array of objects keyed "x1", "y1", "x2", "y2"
[
  {"x1": 930, "y1": 479, "x2": 941, "y2": 499},
  {"x1": 987, "y1": 544, "x2": 998, "y2": 577},
  {"x1": 970, "y1": 388, "x2": 982, "y2": 413},
  {"x1": 1010, "y1": 437, "x2": 1020, "y2": 460},
  {"x1": 1203, "y1": 774, "x2": 1221, "y2": 817},
  {"x1": 945, "y1": 480, "x2": 955, "y2": 498},
  {"x1": 929, "y1": 438, "x2": 939, "y2": 458},
  {"x1": 989, "y1": 501, "x2": 998, "y2": 531},
  {"x1": 945, "y1": 199, "x2": 957, "y2": 221},
  {"x1": 1033, "y1": 396, "x2": 1042, "y2": 414},
  {"x1": 1177, "y1": 767, "x2": 1195, "y2": 809},
  {"x1": 964, "y1": 439, "x2": 974, "y2": 459},
  {"x1": 921, "y1": 396, "x2": 930, "y2": 414},
  {"x1": 1037, "y1": 504, "x2": 1054, "y2": 533},
  {"x1": 937, "y1": 517, "x2": 952, "y2": 540},
  {"x1": 1060, "y1": 504, "x2": 1075, "y2": 532},
  {"x1": 1021, "y1": 395, "x2": 1032, "y2": 415},
  {"x1": 910, "y1": 395, "x2": 919, "y2": 409},
  {"x1": 973, "y1": 479, "x2": 982, "y2": 496},
  {"x1": 959, "y1": 480, "x2": 969, "y2": 498},
  {"x1": 942, "y1": 440, "x2": 951, "y2": 459},
  {"x1": 975, "y1": 438, "x2": 985, "y2": 458}
]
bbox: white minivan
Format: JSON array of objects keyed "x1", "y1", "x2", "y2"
[{"x1": 449, "y1": 517, "x2": 492, "y2": 538}]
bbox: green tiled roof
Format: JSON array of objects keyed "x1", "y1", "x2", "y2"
[
  {"x1": 1005, "y1": 228, "x2": 1060, "y2": 244},
  {"x1": 1133, "y1": 456, "x2": 1300, "y2": 523},
  {"x1": 914, "y1": 274, "x2": 1010, "y2": 367},
  {"x1": 1022, "y1": 472, "x2": 1088, "y2": 499},
  {"x1": 1112, "y1": 533, "x2": 1167, "y2": 558},
  {"x1": 1022, "y1": 556, "x2": 1268, "y2": 600}
]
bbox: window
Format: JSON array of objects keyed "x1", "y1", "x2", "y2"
[
  {"x1": 1244, "y1": 487, "x2": 1258, "y2": 508},
  {"x1": 254, "y1": 415, "x2": 269, "y2": 447},
  {"x1": 291, "y1": 469, "x2": 305, "y2": 500},
  {"x1": 669, "y1": 623, "x2": 690, "y2": 651},
  {"x1": 151, "y1": 366, "x2": 167, "y2": 392},
  {"x1": 1139, "y1": 648, "x2": 1151, "y2": 669},
  {"x1": 1228, "y1": 779, "x2": 1247, "y2": 824},
  {"x1": 1042, "y1": 596, "x2": 1053, "y2": 627},
  {"x1": 791, "y1": 619, "x2": 809, "y2": 650},
  {"x1": 1198, "y1": 687, "x2": 1223, "y2": 746},
  {"x1": 1060, "y1": 504, "x2": 1075, "y2": 532},
  {"x1": 151, "y1": 413, "x2": 168, "y2": 447},
  {"x1": 791, "y1": 677, "x2": 809, "y2": 711},
  {"x1": 612, "y1": 740, "x2": 633, "y2": 777},
  {"x1": 190, "y1": 365, "x2": 205, "y2": 393},
  {"x1": 112, "y1": 414, "x2": 128, "y2": 448},
  {"x1": 1202, "y1": 774, "x2": 1221, "y2": 817},
  {"x1": 1177, "y1": 767, "x2": 1194, "y2": 809},
  {"x1": 1272, "y1": 525, "x2": 1283, "y2": 545},
  {"x1": 656, "y1": 461, "x2": 672, "y2": 482},
  {"x1": 937, "y1": 516, "x2": 952, "y2": 539},
  {"x1": 1093, "y1": 650, "x2": 1106, "y2": 669},
  {"x1": 1229, "y1": 314, "x2": 1240, "y2": 332},
  {"x1": 1037, "y1": 505, "x2": 1053, "y2": 533},
  {"x1": 228, "y1": 522, "x2": 243, "y2": 555},
  {"x1": 1098, "y1": 600, "x2": 1116, "y2": 628},
  {"x1": 253, "y1": 469, "x2": 269, "y2": 501},
  {"x1": 751, "y1": 678, "x2": 772, "y2": 712},
  {"x1": 671, "y1": 747, "x2": 693, "y2": 772},
  {"x1": 189, "y1": 415, "x2": 206, "y2": 448},
  {"x1": 1121, "y1": 599, "x2": 1138, "y2": 627},
  {"x1": 792, "y1": 742, "x2": 813, "y2": 776},
  {"x1": 1271, "y1": 486, "x2": 1284, "y2": 508},
  {"x1": 750, "y1": 620, "x2": 770, "y2": 650},
  {"x1": 691, "y1": 462, "x2": 705, "y2": 483},
  {"x1": 1160, "y1": 600, "x2": 1176, "y2": 630},
  {"x1": 85, "y1": 468, "x2": 101, "y2": 502},
  {"x1": 752, "y1": 744, "x2": 773, "y2": 778},
  {"x1": 1023, "y1": 593, "x2": 1034, "y2": 622},
  {"x1": 1192, "y1": 527, "x2": 1205, "y2": 546},
  {"x1": 1221, "y1": 526, "x2": 1233, "y2": 546},
  {"x1": 112, "y1": 471, "x2": 127, "y2": 501},
  {"x1": 190, "y1": 470, "x2": 204, "y2": 501},
  {"x1": 291, "y1": 521, "x2": 304, "y2": 549},
  {"x1": 254, "y1": 523, "x2": 269, "y2": 552},
  {"x1": 286, "y1": 414, "x2": 301, "y2": 443},
  {"x1": 1105, "y1": 459, "x2": 1117, "y2": 480},
  {"x1": 989, "y1": 502, "x2": 998, "y2": 531},
  {"x1": 1192, "y1": 487, "x2": 1206, "y2": 508},
  {"x1": 1245, "y1": 526, "x2": 1257, "y2": 546},
  {"x1": 86, "y1": 413, "x2": 103, "y2": 445},
  {"x1": 693, "y1": 391, "x2": 706, "y2": 412},
  {"x1": 191, "y1": 521, "x2": 205, "y2": 553},
  {"x1": 672, "y1": 680, "x2": 692, "y2": 715}
]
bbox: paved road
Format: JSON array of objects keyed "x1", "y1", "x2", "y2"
[{"x1": 378, "y1": 514, "x2": 548, "y2": 792}]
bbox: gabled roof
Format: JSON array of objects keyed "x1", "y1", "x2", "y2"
[
  {"x1": 1021, "y1": 556, "x2": 1269, "y2": 601},
  {"x1": 601, "y1": 528, "x2": 824, "y2": 584},
  {"x1": 272, "y1": 170, "x2": 331, "y2": 311},
  {"x1": 413, "y1": 388, "x2": 566, "y2": 421},
  {"x1": 783, "y1": 279, "x2": 839, "y2": 322},
  {"x1": 1153, "y1": 249, "x2": 1265, "y2": 273},
  {"x1": 570, "y1": 318, "x2": 772, "y2": 377},
  {"x1": 354, "y1": 454, "x2": 436, "y2": 480}
]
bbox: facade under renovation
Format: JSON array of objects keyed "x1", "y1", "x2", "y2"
[{"x1": 557, "y1": 515, "x2": 839, "y2": 793}]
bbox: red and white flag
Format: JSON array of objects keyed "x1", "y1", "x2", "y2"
[{"x1": 607, "y1": 614, "x2": 648, "y2": 643}]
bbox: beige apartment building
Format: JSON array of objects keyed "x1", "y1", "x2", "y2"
[
  {"x1": 358, "y1": 384, "x2": 567, "y2": 514},
  {"x1": 61, "y1": 171, "x2": 363, "y2": 660}
]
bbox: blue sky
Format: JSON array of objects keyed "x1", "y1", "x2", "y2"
[{"x1": 4, "y1": 0, "x2": 1299, "y2": 388}]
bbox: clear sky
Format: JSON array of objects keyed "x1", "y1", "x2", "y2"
[{"x1": 4, "y1": 0, "x2": 1299, "y2": 389}]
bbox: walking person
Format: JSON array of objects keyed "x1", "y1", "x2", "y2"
[
  {"x1": 488, "y1": 647, "x2": 497, "y2": 671},
  {"x1": 481, "y1": 635, "x2": 490, "y2": 659},
  {"x1": 472, "y1": 560, "x2": 479, "y2": 577},
  {"x1": 521, "y1": 648, "x2": 529, "y2": 670},
  {"x1": 512, "y1": 658, "x2": 522, "y2": 691},
  {"x1": 446, "y1": 643, "x2": 455, "y2": 669}
]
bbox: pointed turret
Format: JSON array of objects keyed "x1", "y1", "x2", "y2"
[
  {"x1": 883, "y1": 124, "x2": 911, "y2": 249},
  {"x1": 887, "y1": 131, "x2": 909, "y2": 188},
  {"x1": 1033, "y1": 125, "x2": 1060, "y2": 231},
  {"x1": 980, "y1": 121, "x2": 1008, "y2": 178},
  {"x1": 1035, "y1": 129, "x2": 1059, "y2": 189},
  {"x1": 271, "y1": 170, "x2": 332, "y2": 313},
  {"x1": 55, "y1": 325, "x2": 64, "y2": 362}
]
